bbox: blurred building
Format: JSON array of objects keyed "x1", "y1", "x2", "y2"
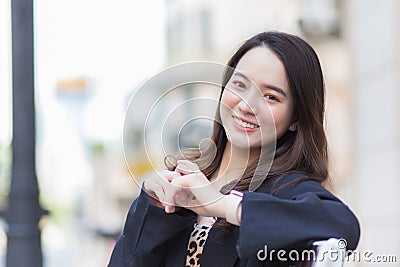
[
  {"x1": 163, "y1": 0, "x2": 350, "y2": 188},
  {"x1": 345, "y1": 0, "x2": 400, "y2": 264},
  {"x1": 124, "y1": 0, "x2": 400, "y2": 266},
  {"x1": 1, "y1": 0, "x2": 393, "y2": 266},
  {"x1": 165, "y1": 0, "x2": 302, "y2": 64}
]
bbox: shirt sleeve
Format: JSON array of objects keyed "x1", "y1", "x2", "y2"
[
  {"x1": 236, "y1": 174, "x2": 360, "y2": 260},
  {"x1": 108, "y1": 186, "x2": 197, "y2": 267}
]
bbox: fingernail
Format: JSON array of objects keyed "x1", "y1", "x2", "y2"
[{"x1": 165, "y1": 206, "x2": 173, "y2": 213}]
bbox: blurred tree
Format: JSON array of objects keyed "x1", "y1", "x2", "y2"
[{"x1": 0, "y1": 142, "x2": 11, "y2": 209}]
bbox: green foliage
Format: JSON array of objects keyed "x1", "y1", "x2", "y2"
[
  {"x1": 90, "y1": 142, "x2": 105, "y2": 154},
  {"x1": 0, "y1": 142, "x2": 11, "y2": 209}
]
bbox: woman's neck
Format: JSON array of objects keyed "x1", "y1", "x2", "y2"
[{"x1": 210, "y1": 142, "x2": 260, "y2": 187}]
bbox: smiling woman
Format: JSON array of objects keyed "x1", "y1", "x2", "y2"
[
  {"x1": 108, "y1": 31, "x2": 360, "y2": 267},
  {"x1": 220, "y1": 46, "x2": 295, "y2": 150}
]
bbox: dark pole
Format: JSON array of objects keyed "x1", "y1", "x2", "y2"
[{"x1": 5, "y1": 0, "x2": 46, "y2": 266}]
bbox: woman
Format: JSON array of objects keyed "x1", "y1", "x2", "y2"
[{"x1": 108, "y1": 31, "x2": 360, "y2": 266}]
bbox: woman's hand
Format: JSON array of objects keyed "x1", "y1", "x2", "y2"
[
  {"x1": 143, "y1": 170, "x2": 183, "y2": 212},
  {"x1": 170, "y1": 160, "x2": 229, "y2": 218},
  {"x1": 142, "y1": 161, "x2": 230, "y2": 218}
]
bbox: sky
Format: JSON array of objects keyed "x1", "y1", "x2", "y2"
[
  {"x1": 1, "y1": 0, "x2": 166, "y2": 142},
  {"x1": 0, "y1": 0, "x2": 166, "y2": 204}
]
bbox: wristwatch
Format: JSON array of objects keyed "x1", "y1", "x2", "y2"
[{"x1": 226, "y1": 190, "x2": 243, "y2": 226}]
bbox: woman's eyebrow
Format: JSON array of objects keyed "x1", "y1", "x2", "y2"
[
  {"x1": 232, "y1": 71, "x2": 287, "y2": 98},
  {"x1": 261, "y1": 83, "x2": 287, "y2": 98},
  {"x1": 232, "y1": 71, "x2": 251, "y2": 82}
]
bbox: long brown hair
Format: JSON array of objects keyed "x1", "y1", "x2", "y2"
[{"x1": 167, "y1": 31, "x2": 328, "y2": 229}]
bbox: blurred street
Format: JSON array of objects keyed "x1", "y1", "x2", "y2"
[
  {"x1": 0, "y1": 0, "x2": 399, "y2": 266},
  {"x1": 0, "y1": 218, "x2": 115, "y2": 267}
]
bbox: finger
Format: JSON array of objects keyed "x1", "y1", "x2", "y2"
[
  {"x1": 143, "y1": 179, "x2": 165, "y2": 207},
  {"x1": 172, "y1": 173, "x2": 222, "y2": 207},
  {"x1": 163, "y1": 183, "x2": 182, "y2": 213},
  {"x1": 170, "y1": 174, "x2": 191, "y2": 188},
  {"x1": 153, "y1": 170, "x2": 182, "y2": 212},
  {"x1": 156, "y1": 169, "x2": 181, "y2": 183},
  {"x1": 164, "y1": 206, "x2": 175, "y2": 213},
  {"x1": 157, "y1": 170, "x2": 182, "y2": 210},
  {"x1": 175, "y1": 160, "x2": 200, "y2": 175},
  {"x1": 143, "y1": 179, "x2": 162, "y2": 196},
  {"x1": 173, "y1": 190, "x2": 190, "y2": 207},
  {"x1": 170, "y1": 171, "x2": 205, "y2": 188},
  {"x1": 170, "y1": 174, "x2": 202, "y2": 207}
]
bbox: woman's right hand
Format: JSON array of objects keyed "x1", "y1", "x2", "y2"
[{"x1": 142, "y1": 170, "x2": 182, "y2": 212}]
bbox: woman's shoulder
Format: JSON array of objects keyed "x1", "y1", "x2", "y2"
[
  {"x1": 256, "y1": 171, "x2": 335, "y2": 200},
  {"x1": 256, "y1": 171, "x2": 307, "y2": 191}
]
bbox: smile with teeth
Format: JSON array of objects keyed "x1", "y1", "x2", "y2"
[{"x1": 233, "y1": 116, "x2": 260, "y2": 129}]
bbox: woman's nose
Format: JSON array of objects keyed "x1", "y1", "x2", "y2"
[{"x1": 237, "y1": 95, "x2": 258, "y2": 115}]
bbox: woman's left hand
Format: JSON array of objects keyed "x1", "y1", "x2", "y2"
[{"x1": 169, "y1": 160, "x2": 228, "y2": 218}]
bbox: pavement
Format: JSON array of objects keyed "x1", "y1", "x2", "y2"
[{"x1": 0, "y1": 218, "x2": 117, "y2": 267}]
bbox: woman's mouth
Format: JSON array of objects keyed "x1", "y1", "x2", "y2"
[{"x1": 233, "y1": 116, "x2": 260, "y2": 131}]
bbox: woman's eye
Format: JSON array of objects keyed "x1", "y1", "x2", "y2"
[
  {"x1": 232, "y1": 81, "x2": 246, "y2": 89},
  {"x1": 265, "y1": 95, "x2": 278, "y2": 101}
]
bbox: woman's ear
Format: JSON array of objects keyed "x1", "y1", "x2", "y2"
[{"x1": 289, "y1": 122, "x2": 298, "y2": 132}]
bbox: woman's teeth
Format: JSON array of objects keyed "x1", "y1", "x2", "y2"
[{"x1": 234, "y1": 117, "x2": 259, "y2": 129}]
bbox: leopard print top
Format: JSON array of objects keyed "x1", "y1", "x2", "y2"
[{"x1": 185, "y1": 216, "x2": 217, "y2": 267}]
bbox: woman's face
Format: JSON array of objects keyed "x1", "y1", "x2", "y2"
[{"x1": 220, "y1": 46, "x2": 295, "y2": 150}]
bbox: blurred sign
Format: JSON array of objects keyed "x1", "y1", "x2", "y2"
[{"x1": 56, "y1": 77, "x2": 88, "y2": 95}]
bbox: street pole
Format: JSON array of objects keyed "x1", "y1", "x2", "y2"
[{"x1": 4, "y1": 0, "x2": 46, "y2": 266}]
